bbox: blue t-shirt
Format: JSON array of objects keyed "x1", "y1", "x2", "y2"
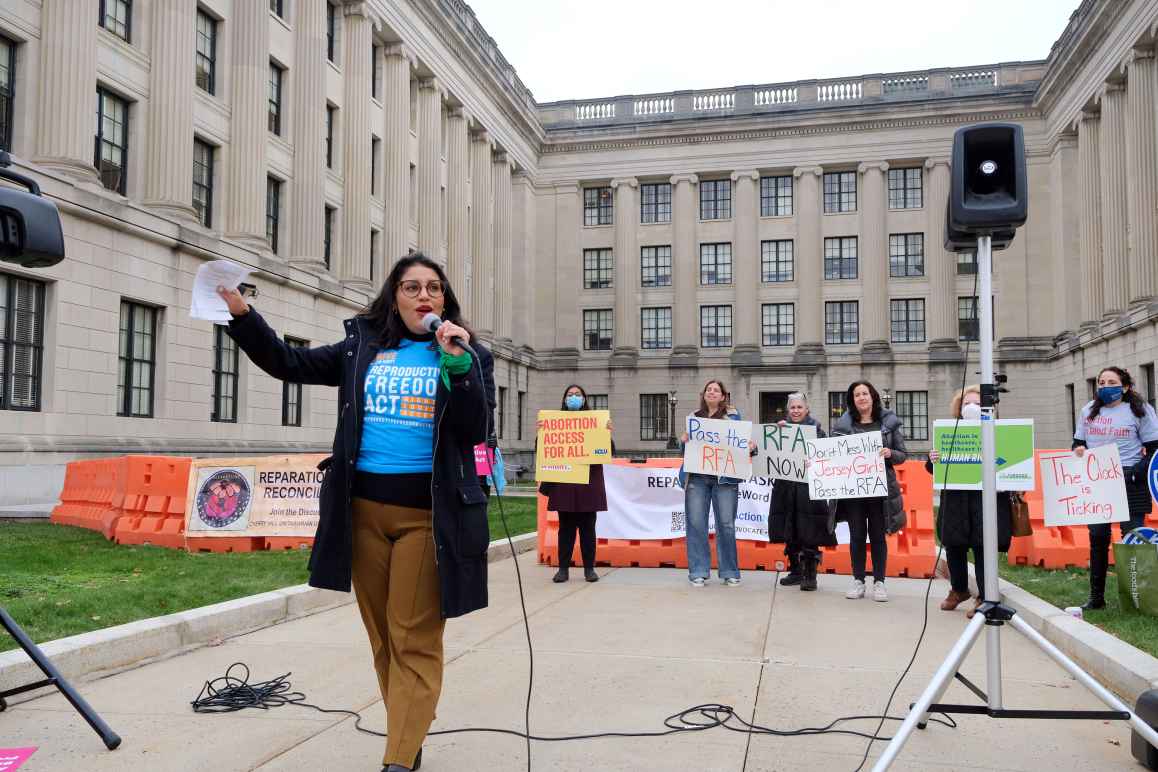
[{"x1": 357, "y1": 338, "x2": 440, "y2": 474}]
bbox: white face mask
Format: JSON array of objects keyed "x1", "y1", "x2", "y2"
[{"x1": 961, "y1": 403, "x2": 982, "y2": 421}]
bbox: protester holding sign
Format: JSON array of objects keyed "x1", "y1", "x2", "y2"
[
  {"x1": 218, "y1": 253, "x2": 490, "y2": 772},
  {"x1": 1072, "y1": 366, "x2": 1158, "y2": 610},
  {"x1": 769, "y1": 393, "x2": 836, "y2": 591},
  {"x1": 926, "y1": 386, "x2": 1013, "y2": 618},
  {"x1": 832, "y1": 381, "x2": 908, "y2": 603},
  {"x1": 679, "y1": 380, "x2": 749, "y2": 587},
  {"x1": 540, "y1": 385, "x2": 614, "y2": 583}
]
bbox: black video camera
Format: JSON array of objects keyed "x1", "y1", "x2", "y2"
[{"x1": 0, "y1": 151, "x2": 66, "y2": 269}]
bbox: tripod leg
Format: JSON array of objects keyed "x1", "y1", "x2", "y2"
[
  {"x1": 1008, "y1": 614, "x2": 1158, "y2": 749},
  {"x1": 872, "y1": 611, "x2": 988, "y2": 771}
]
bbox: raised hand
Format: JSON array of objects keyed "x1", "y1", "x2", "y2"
[{"x1": 216, "y1": 285, "x2": 249, "y2": 316}]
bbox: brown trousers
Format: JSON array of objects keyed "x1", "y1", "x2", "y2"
[{"x1": 351, "y1": 498, "x2": 446, "y2": 768}]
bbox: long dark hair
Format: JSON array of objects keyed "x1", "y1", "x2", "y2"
[
  {"x1": 696, "y1": 379, "x2": 730, "y2": 419},
  {"x1": 1088, "y1": 366, "x2": 1147, "y2": 420},
  {"x1": 846, "y1": 380, "x2": 883, "y2": 423},
  {"x1": 359, "y1": 253, "x2": 473, "y2": 349},
  {"x1": 559, "y1": 384, "x2": 589, "y2": 410}
]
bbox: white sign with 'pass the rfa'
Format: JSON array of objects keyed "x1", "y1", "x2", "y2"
[
  {"x1": 754, "y1": 422, "x2": 817, "y2": 482},
  {"x1": 1039, "y1": 444, "x2": 1130, "y2": 526},
  {"x1": 806, "y1": 432, "x2": 888, "y2": 500},
  {"x1": 683, "y1": 416, "x2": 753, "y2": 479}
]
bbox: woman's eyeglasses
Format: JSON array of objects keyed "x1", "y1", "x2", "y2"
[{"x1": 399, "y1": 280, "x2": 445, "y2": 298}]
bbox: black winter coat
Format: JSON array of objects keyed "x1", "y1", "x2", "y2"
[
  {"x1": 769, "y1": 416, "x2": 837, "y2": 548},
  {"x1": 226, "y1": 309, "x2": 493, "y2": 619},
  {"x1": 831, "y1": 410, "x2": 909, "y2": 533},
  {"x1": 924, "y1": 460, "x2": 1013, "y2": 551}
]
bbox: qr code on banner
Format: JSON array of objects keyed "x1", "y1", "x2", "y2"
[{"x1": 671, "y1": 511, "x2": 685, "y2": 533}]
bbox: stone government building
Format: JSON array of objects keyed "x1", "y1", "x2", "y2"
[{"x1": 1, "y1": 0, "x2": 1156, "y2": 513}]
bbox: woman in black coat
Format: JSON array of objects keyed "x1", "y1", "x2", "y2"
[
  {"x1": 217, "y1": 253, "x2": 490, "y2": 772},
  {"x1": 539, "y1": 385, "x2": 613, "y2": 583},
  {"x1": 769, "y1": 393, "x2": 836, "y2": 591},
  {"x1": 926, "y1": 386, "x2": 1012, "y2": 619}
]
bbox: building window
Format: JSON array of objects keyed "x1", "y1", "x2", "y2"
[
  {"x1": 888, "y1": 167, "x2": 923, "y2": 209},
  {"x1": 266, "y1": 176, "x2": 282, "y2": 253},
  {"x1": 116, "y1": 301, "x2": 156, "y2": 418},
  {"x1": 700, "y1": 242, "x2": 732, "y2": 285},
  {"x1": 760, "y1": 175, "x2": 792, "y2": 217},
  {"x1": 269, "y1": 0, "x2": 285, "y2": 17},
  {"x1": 641, "y1": 307, "x2": 672, "y2": 350},
  {"x1": 589, "y1": 394, "x2": 608, "y2": 411},
  {"x1": 823, "y1": 237, "x2": 857, "y2": 280},
  {"x1": 268, "y1": 62, "x2": 284, "y2": 135},
  {"x1": 195, "y1": 10, "x2": 217, "y2": 94},
  {"x1": 583, "y1": 309, "x2": 613, "y2": 351},
  {"x1": 760, "y1": 240, "x2": 793, "y2": 283},
  {"x1": 1142, "y1": 363, "x2": 1156, "y2": 410},
  {"x1": 895, "y1": 391, "x2": 929, "y2": 441},
  {"x1": 192, "y1": 139, "x2": 215, "y2": 227},
  {"x1": 958, "y1": 297, "x2": 979, "y2": 341},
  {"x1": 369, "y1": 229, "x2": 379, "y2": 282},
  {"x1": 640, "y1": 183, "x2": 672, "y2": 224},
  {"x1": 583, "y1": 187, "x2": 613, "y2": 226},
  {"x1": 761, "y1": 303, "x2": 794, "y2": 346},
  {"x1": 323, "y1": 206, "x2": 335, "y2": 269},
  {"x1": 890, "y1": 299, "x2": 926, "y2": 343},
  {"x1": 640, "y1": 394, "x2": 670, "y2": 441},
  {"x1": 517, "y1": 390, "x2": 525, "y2": 440},
  {"x1": 957, "y1": 252, "x2": 977, "y2": 274},
  {"x1": 700, "y1": 305, "x2": 732, "y2": 348},
  {"x1": 212, "y1": 326, "x2": 239, "y2": 422},
  {"x1": 825, "y1": 301, "x2": 859, "y2": 344},
  {"x1": 823, "y1": 171, "x2": 856, "y2": 213},
  {"x1": 95, "y1": 87, "x2": 129, "y2": 194},
  {"x1": 497, "y1": 386, "x2": 507, "y2": 439},
  {"x1": 640, "y1": 246, "x2": 672, "y2": 287},
  {"x1": 99, "y1": 0, "x2": 132, "y2": 42},
  {"x1": 279, "y1": 337, "x2": 307, "y2": 426},
  {"x1": 325, "y1": 105, "x2": 336, "y2": 168},
  {"x1": 1066, "y1": 384, "x2": 1076, "y2": 436},
  {"x1": 828, "y1": 392, "x2": 845, "y2": 433},
  {"x1": 371, "y1": 45, "x2": 381, "y2": 99},
  {"x1": 326, "y1": 2, "x2": 338, "y2": 62},
  {"x1": 889, "y1": 233, "x2": 925, "y2": 277},
  {"x1": 0, "y1": 36, "x2": 14, "y2": 152},
  {"x1": 0, "y1": 274, "x2": 46, "y2": 411},
  {"x1": 371, "y1": 136, "x2": 381, "y2": 195},
  {"x1": 582, "y1": 248, "x2": 613, "y2": 289},
  {"x1": 699, "y1": 179, "x2": 732, "y2": 220}
]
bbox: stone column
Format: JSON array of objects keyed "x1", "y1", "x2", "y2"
[
  {"x1": 925, "y1": 159, "x2": 959, "y2": 354},
  {"x1": 338, "y1": 4, "x2": 373, "y2": 286},
  {"x1": 670, "y1": 174, "x2": 699, "y2": 367},
  {"x1": 445, "y1": 107, "x2": 471, "y2": 310},
  {"x1": 858, "y1": 162, "x2": 890, "y2": 356},
  {"x1": 223, "y1": 0, "x2": 271, "y2": 247},
  {"x1": 416, "y1": 77, "x2": 445, "y2": 261},
  {"x1": 793, "y1": 166, "x2": 824, "y2": 362},
  {"x1": 493, "y1": 153, "x2": 513, "y2": 344},
  {"x1": 610, "y1": 177, "x2": 639, "y2": 366},
  {"x1": 34, "y1": 0, "x2": 99, "y2": 181},
  {"x1": 470, "y1": 131, "x2": 495, "y2": 338},
  {"x1": 731, "y1": 170, "x2": 761, "y2": 365},
  {"x1": 1097, "y1": 83, "x2": 1129, "y2": 315},
  {"x1": 1077, "y1": 111, "x2": 1104, "y2": 327},
  {"x1": 1123, "y1": 47, "x2": 1158, "y2": 303},
  {"x1": 142, "y1": 0, "x2": 196, "y2": 219},
  {"x1": 382, "y1": 44, "x2": 415, "y2": 263},
  {"x1": 287, "y1": 0, "x2": 327, "y2": 267}
]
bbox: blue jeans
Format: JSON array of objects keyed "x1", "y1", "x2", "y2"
[{"x1": 684, "y1": 473, "x2": 740, "y2": 580}]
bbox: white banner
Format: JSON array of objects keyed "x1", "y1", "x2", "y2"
[
  {"x1": 753, "y1": 422, "x2": 817, "y2": 482},
  {"x1": 683, "y1": 416, "x2": 754, "y2": 479},
  {"x1": 1040, "y1": 445, "x2": 1130, "y2": 526},
  {"x1": 807, "y1": 432, "x2": 888, "y2": 501},
  {"x1": 592, "y1": 465, "x2": 849, "y2": 544}
]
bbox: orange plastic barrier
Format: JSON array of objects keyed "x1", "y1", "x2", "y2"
[
  {"x1": 50, "y1": 457, "x2": 124, "y2": 535},
  {"x1": 113, "y1": 456, "x2": 194, "y2": 548}
]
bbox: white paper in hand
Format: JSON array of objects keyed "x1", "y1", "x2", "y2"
[{"x1": 191, "y1": 260, "x2": 251, "y2": 324}]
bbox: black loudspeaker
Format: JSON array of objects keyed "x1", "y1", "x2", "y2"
[
  {"x1": 943, "y1": 202, "x2": 1015, "y2": 253},
  {"x1": 0, "y1": 152, "x2": 66, "y2": 269},
  {"x1": 1133, "y1": 689, "x2": 1158, "y2": 769},
  {"x1": 949, "y1": 122, "x2": 1027, "y2": 234}
]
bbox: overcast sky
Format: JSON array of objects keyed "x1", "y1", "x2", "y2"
[{"x1": 465, "y1": 0, "x2": 1078, "y2": 103}]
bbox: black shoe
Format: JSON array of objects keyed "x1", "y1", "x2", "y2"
[
  {"x1": 384, "y1": 747, "x2": 421, "y2": 771},
  {"x1": 779, "y1": 572, "x2": 803, "y2": 586},
  {"x1": 800, "y1": 555, "x2": 818, "y2": 592},
  {"x1": 1081, "y1": 595, "x2": 1106, "y2": 611},
  {"x1": 553, "y1": 568, "x2": 569, "y2": 583},
  {"x1": 584, "y1": 568, "x2": 599, "y2": 582}
]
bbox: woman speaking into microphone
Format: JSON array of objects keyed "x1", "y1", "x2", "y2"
[{"x1": 217, "y1": 253, "x2": 492, "y2": 772}]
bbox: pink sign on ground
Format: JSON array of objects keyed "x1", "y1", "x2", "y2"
[
  {"x1": 0, "y1": 748, "x2": 37, "y2": 772},
  {"x1": 473, "y1": 444, "x2": 495, "y2": 475}
]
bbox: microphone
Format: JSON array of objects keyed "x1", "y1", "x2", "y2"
[{"x1": 421, "y1": 312, "x2": 476, "y2": 357}]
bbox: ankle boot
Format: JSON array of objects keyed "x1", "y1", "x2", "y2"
[
  {"x1": 383, "y1": 747, "x2": 421, "y2": 772},
  {"x1": 552, "y1": 566, "x2": 569, "y2": 583},
  {"x1": 800, "y1": 553, "x2": 819, "y2": 592},
  {"x1": 584, "y1": 567, "x2": 599, "y2": 582},
  {"x1": 780, "y1": 552, "x2": 803, "y2": 586},
  {"x1": 1083, "y1": 547, "x2": 1108, "y2": 610}
]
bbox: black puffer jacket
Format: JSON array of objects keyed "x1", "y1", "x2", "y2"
[
  {"x1": 769, "y1": 416, "x2": 837, "y2": 548},
  {"x1": 831, "y1": 410, "x2": 909, "y2": 533},
  {"x1": 925, "y1": 460, "x2": 1013, "y2": 551}
]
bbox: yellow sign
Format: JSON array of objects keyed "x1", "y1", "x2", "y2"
[
  {"x1": 185, "y1": 454, "x2": 327, "y2": 537},
  {"x1": 535, "y1": 410, "x2": 612, "y2": 483}
]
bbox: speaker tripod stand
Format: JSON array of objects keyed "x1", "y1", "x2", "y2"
[
  {"x1": 872, "y1": 234, "x2": 1158, "y2": 770},
  {"x1": 0, "y1": 606, "x2": 121, "y2": 750}
]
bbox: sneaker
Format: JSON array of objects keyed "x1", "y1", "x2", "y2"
[
  {"x1": 845, "y1": 579, "x2": 866, "y2": 599},
  {"x1": 689, "y1": 577, "x2": 706, "y2": 588},
  {"x1": 873, "y1": 581, "x2": 889, "y2": 602},
  {"x1": 723, "y1": 577, "x2": 741, "y2": 587}
]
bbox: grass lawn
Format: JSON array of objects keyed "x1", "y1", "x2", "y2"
[
  {"x1": 0, "y1": 497, "x2": 538, "y2": 653},
  {"x1": 998, "y1": 556, "x2": 1158, "y2": 659}
]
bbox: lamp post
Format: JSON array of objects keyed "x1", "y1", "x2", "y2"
[
  {"x1": 666, "y1": 389, "x2": 679, "y2": 450},
  {"x1": 881, "y1": 388, "x2": 892, "y2": 410}
]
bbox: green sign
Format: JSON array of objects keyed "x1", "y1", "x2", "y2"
[{"x1": 931, "y1": 419, "x2": 1035, "y2": 491}]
